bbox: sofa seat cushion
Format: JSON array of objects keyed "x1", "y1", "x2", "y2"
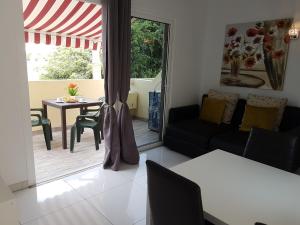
[
  {"x1": 209, "y1": 131, "x2": 250, "y2": 156},
  {"x1": 165, "y1": 119, "x2": 233, "y2": 149}
]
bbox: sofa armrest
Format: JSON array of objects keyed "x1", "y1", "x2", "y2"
[{"x1": 168, "y1": 104, "x2": 200, "y2": 124}]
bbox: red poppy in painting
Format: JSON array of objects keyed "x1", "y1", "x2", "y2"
[
  {"x1": 244, "y1": 57, "x2": 256, "y2": 68},
  {"x1": 258, "y1": 28, "x2": 265, "y2": 35},
  {"x1": 264, "y1": 44, "x2": 273, "y2": 52},
  {"x1": 245, "y1": 46, "x2": 253, "y2": 52},
  {"x1": 246, "y1": 28, "x2": 258, "y2": 37},
  {"x1": 276, "y1": 20, "x2": 285, "y2": 28},
  {"x1": 272, "y1": 50, "x2": 285, "y2": 59},
  {"x1": 263, "y1": 34, "x2": 273, "y2": 43},
  {"x1": 228, "y1": 27, "x2": 238, "y2": 37},
  {"x1": 284, "y1": 34, "x2": 290, "y2": 44},
  {"x1": 253, "y1": 37, "x2": 262, "y2": 44}
]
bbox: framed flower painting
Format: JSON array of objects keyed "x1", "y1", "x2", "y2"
[{"x1": 220, "y1": 18, "x2": 293, "y2": 90}]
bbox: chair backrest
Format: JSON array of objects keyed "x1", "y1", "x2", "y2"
[
  {"x1": 146, "y1": 160, "x2": 205, "y2": 225},
  {"x1": 92, "y1": 104, "x2": 105, "y2": 123},
  {"x1": 243, "y1": 128, "x2": 300, "y2": 172}
]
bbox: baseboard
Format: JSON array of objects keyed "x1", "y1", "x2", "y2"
[
  {"x1": 138, "y1": 141, "x2": 163, "y2": 152},
  {"x1": 133, "y1": 116, "x2": 148, "y2": 122},
  {"x1": 9, "y1": 180, "x2": 28, "y2": 192}
]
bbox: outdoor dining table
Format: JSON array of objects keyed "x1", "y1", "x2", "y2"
[{"x1": 42, "y1": 98, "x2": 102, "y2": 149}]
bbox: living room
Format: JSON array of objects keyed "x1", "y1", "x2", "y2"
[{"x1": 1, "y1": 0, "x2": 300, "y2": 225}]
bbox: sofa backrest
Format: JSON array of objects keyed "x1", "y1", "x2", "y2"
[
  {"x1": 280, "y1": 106, "x2": 300, "y2": 131},
  {"x1": 168, "y1": 104, "x2": 200, "y2": 124},
  {"x1": 202, "y1": 94, "x2": 300, "y2": 131}
]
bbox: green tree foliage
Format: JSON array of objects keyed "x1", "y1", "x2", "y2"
[
  {"x1": 41, "y1": 47, "x2": 93, "y2": 80},
  {"x1": 131, "y1": 18, "x2": 164, "y2": 78}
]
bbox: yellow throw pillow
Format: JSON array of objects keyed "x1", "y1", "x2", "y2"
[
  {"x1": 247, "y1": 94, "x2": 287, "y2": 130},
  {"x1": 208, "y1": 89, "x2": 239, "y2": 124},
  {"x1": 240, "y1": 104, "x2": 279, "y2": 132},
  {"x1": 200, "y1": 97, "x2": 226, "y2": 124}
]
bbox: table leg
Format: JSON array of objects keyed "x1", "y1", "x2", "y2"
[
  {"x1": 61, "y1": 108, "x2": 67, "y2": 149},
  {"x1": 43, "y1": 103, "x2": 48, "y2": 118}
]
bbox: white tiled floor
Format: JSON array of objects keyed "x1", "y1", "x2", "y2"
[{"x1": 15, "y1": 146, "x2": 190, "y2": 225}]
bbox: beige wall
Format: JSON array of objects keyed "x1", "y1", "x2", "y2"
[
  {"x1": 29, "y1": 79, "x2": 105, "y2": 129},
  {"x1": 130, "y1": 75, "x2": 161, "y2": 120}
]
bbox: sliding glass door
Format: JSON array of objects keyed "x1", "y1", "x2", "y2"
[{"x1": 130, "y1": 17, "x2": 170, "y2": 148}]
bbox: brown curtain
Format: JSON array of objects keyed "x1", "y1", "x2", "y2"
[
  {"x1": 102, "y1": 0, "x2": 121, "y2": 170},
  {"x1": 118, "y1": 0, "x2": 139, "y2": 164},
  {"x1": 102, "y1": 0, "x2": 139, "y2": 170}
]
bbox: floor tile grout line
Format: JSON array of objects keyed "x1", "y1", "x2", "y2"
[
  {"x1": 18, "y1": 180, "x2": 86, "y2": 224},
  {"x1": 83, "y1": 196, "x2": 115, "y2": 225},
  {"x1": 83, "y1": 180, "x2": 148, "y2": 224},
  {"x1": 73, "y1": 178, "x2": 134, "y2": 201},
  {"x1": 20, "y1": 182, "x2": 146, "y2": 225},
  {"x1": 132, "y1": 217, "x2": 146, "y2": 225},
  {"x1": 22, "y1": 175, "x2": 143, "y2": 225},
  {"x1": 20, "y1": 198, "x2": 88, "y2": 225},
  {"x1": 64, "y1": 175, "x2": 146, "y2": 224},
  {"x1": 62, "y1": 165, "x2": 147, "y2": 201}
]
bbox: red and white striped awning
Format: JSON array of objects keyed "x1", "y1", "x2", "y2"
[{"x1": 23, "y1": 0, "x2": 102, "y2": 50}]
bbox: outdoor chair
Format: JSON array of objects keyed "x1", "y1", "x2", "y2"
[
  {"x1": 31, "y1": 108, "x2": 53, "y2": 150},
  {"x1": 70, "y1": 105, "x2": 105, "y2": 153},
  {"x1": 81, "y1": 96, "x2": 105, "y2": 139}
]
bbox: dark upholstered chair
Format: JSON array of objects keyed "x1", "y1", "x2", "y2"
[
  {"x1": 243, "y1": 128, "x2": 300, "y2": 172},
  {"x1": 146, "y1": 160, "x2": 206, "y2": 225}
]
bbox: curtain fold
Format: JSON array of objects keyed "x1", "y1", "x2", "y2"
[{"x1": 102, "y1": 0, "x2": 139, "y2": 170}]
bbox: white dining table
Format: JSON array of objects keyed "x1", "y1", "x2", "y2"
[{"x1": 146, "y1": 149, "x2": 300, "y2": 225}]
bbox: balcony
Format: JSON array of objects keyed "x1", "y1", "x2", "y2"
[{"x1": 29, "y1": 78, "x2": 160, "y2": 183}]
